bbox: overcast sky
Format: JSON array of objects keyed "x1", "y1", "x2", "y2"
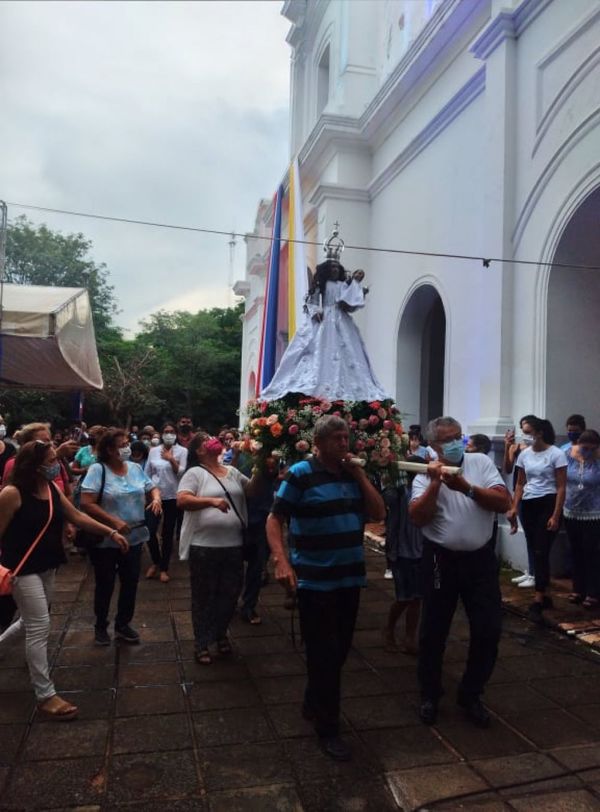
[{"x1": 0, "y1": 0, "x2": 290, "y2": 333}]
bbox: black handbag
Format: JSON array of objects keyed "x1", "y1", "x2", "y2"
[
  {"x1": 198, "y1": 465, "x2": 251, "y2": 551},
  {"x1": 74, "y1": 464, "x2": 107, "y2": 550}
]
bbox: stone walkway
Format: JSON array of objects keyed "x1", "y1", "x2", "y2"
[{"x1": 1, "y1": 550, "x2": 600, "y2": 811}]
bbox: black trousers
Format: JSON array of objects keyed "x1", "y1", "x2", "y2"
[
  {"x1": 189, "y1": 546, "x2": 243, "y2": 650},
  {"x1": 418, "y1": 539, "x2": 501, "y2": 702},
  {"x1": 240, "y1": 522, "x2": 269, "y2": 616},
  {"x1": 520, "y1": 495, "x2": 558, "y2": 592},
  {"x1": 147, "y1": 498, "x2": 178, "y2": 572},
  {"x1": 297, "y1": 586, "x2": 360, "y2": 738},
  {"x1": 90, "y1": 544, "x2": 142, "y2": 630},
  {"x1": 564, "y1": 517, "x2": 600, "y2": 599}
]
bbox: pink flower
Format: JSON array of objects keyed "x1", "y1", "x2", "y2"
[
  {"x1": 320, "y1": 400, "x2": 332, "y2": 412},
  {"x1": 260, "y1": 401, "x2": 268, "y2": 414},
  {"x1": 378, "y1": 408, "x2": 387, "y2": 419},
  {"x1": 350, "y1": 420, "x2": 358, "y2": 429},
  {"x1": 266, "y1": 414, "x2": 278, "y2": 425},
  {"x1": 288, "y1": 424, "x2": 299, "y2": 435},
  {"x1": 366, "y1": 438, "x2": 376, "y2": 447},
  {"x1": 381, "y1": 438, "x2": 391, "y2": 449},
  {"x1": 295, "y1": 439, "x2": 309, "y2": 452},
  {"x1": 312, "y1": 407, "x2": 322, "y2": 416},
  {"x1": 333, "y1": 411, "x2": 341, "y2": 417},
  {"x1": 368, "y1": 415, "x2": 379, "y2": 426},
  {"x1": 354, "y1": 440, "x2": 365, "y2": 451},
  {"x1": 383, "y1": 420, "x2": 393, "y2": 430}
]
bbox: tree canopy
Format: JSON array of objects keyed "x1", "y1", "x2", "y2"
[{"x1": 1, "y1": 217, "x2": 243, "y2": 431}]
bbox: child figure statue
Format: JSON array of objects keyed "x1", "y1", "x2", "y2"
[{"x1": 260, "y1": 226, "x2": 389, "y2": 402}]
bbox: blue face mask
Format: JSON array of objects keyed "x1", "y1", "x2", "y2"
[
  {"x1": 40, "y1": 462, "x2": 61, "y2": 481},
  {"x1": 580, "y1": 447, "x2": 595, "y2": 460},
  {"x1": 568, "y1": 431, "x2": 582, "y2": 444},
  {"x1": 440, "y1": 439, "x2": 464, "y2": 464}
]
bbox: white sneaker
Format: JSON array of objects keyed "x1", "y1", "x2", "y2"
[
  {"x1": 511, "y1": 573, "x2": 529, "y2": 584},
  {"x1": 518, "y1": 575, "x2": 536, "y2": 588},
  {"x1": 384, "y1": 569, "x2": 393, "y2": 579}
]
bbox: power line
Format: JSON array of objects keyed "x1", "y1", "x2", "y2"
[{"x1": 6, "y1": 200, "x2": 600, "y2": 272}]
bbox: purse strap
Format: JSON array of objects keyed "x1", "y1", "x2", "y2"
[
  {"x1": 12, "y1": 483, "x2": 55, "y2": 578},
  {"x1": 199, "y1": 465, "x2": 246, "y2": 529}
]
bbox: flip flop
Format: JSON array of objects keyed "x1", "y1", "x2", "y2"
[
  {"x1": 37, "y1": 696, "x2": 79, "y2": 721},
  {"x1": 194, "y1": 649, "x2": 212, "y2": 665}
]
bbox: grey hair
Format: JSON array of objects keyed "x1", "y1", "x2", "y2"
[
  {"x1": 313, "y1": 414, "x2": 348, "y2": 442},
  {"x1": 425, "y1": 416, "x2": 462, "y2": 445}
]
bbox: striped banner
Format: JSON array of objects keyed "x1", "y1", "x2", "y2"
[
  {"x1": 287, "y1": 157, "x2": 308, "y2": 340},
  {"x1": 256, "y1": 184, "x2": 284, "y2": 395}
]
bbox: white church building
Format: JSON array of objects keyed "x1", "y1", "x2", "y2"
[{"x1": 235, "y1": 0, "x2": 600, "y2": 565}]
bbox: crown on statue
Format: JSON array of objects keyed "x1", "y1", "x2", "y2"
[{"x1": 323, "y1": 221, "x2": 345, "y2": 261}]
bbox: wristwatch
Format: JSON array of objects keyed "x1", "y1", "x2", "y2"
[{"x1": 465, "y1": 486, "x2": 476, "y2": 500}]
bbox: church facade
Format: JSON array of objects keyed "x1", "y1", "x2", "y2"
[{"x1": 237, "y1": 0, "x2": 600, "y2": 443}]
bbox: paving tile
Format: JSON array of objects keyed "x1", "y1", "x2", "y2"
[
  {"x1": 359, "y1": 646, "x2": 415, "y2": 669},
  {"x1": 266, "y1": 702, "x2": 323, "y2": 739},
  {"x1": 433, "y1": 797, "x2": 511, "y2": 811},
  {"x1": 198, "y1": 741, "x2": 292, "y2": 790},
  {"x1": 341, "y1": 670, "x2": 389, "y2": 697},
  {"x1": 550, "y1": 743, "x2": 600, "y2": 770},
  {"x1": 377, "y1": 665, "x2": 421, "y2": 693},
  {"x1": 55, "y1": 645, "x2": 116, "y2": 667},
  {"x1": 435, "y1": 718, "x2": 533, "y2": 760},
  {"x1": 472, "y1": 752, "x2": 568, "y2": 789},
  {"x1": 23, "y1": 719, "x2": 108, "y2": 760},
  {"x1": 0, "y1": 691, "x2": 35, "y2": 723},
  {"x1": 193, "y1": 707, "x2": 273, "y2": 747},
  {"x1": 342, "y1": 694, "x2": 416, "y2": 729},
  {"x1": 118, "y1": 641, "x2": 178, "y2": 663},
  {"x1": 181, "y1": 656, "x2": 252, "y2": 683},
  {"x1": 113, "y1": 713, "x2": 192, "y2": 754},
  {"x1": 207, "y1": 784, "x2": 302, "y2": 812},
  {"x1": 52, "y1": 665, "x2": 115, "y2": 691},
  {"x1": 298, "y1": 778, "x2": 399, "y2": 811},
  {"x1": 2, "y1": 757, "x2": 104, "y2": 809},
  {"x1": 244, "y1": 652, "x2": 306, "y2": 678},
  {"x1": 118, "y1": 661, "x2": 180, "y2": 688},
  {"x1": 506, "y1": 709, "x2": 599, "y2": 749},
  {"x1": 107, "y1": 750, "x2": 199, "y2": 804},
  {"x1": 232, "y1": 634, "x2": 295, "y2": 656},
  {"x1": 359, "y1": 725, "x2": 458, "y2": 771},
  {"x1": 531, "y1": 675, "x2": 600, "y2": 707},
  {"x1": 130, "y1": 625, "x2": 175, "y2": 644},
  {"x1": 386, "y1": 763, "x2": 489, "y2": 810},
  {"x1": 44, "y1": 689, "x2": 113, "y2": 721},
  {"x1": 569, "y1": 705, "x2": 600, "y2": 731},
  {"x1": 112, "y1": 801, "x2": 205, "y2": 811},
  {"x1": 0, "y1": 668, "x2": 31, "y2": 692},
  {"x1": 508, "y1": 789, "x2": 600, "y2": 811},
  {"x1": 116, "y1": 684, "x2": 186, "y2": 717},
  {"x1": 188, "y1": 680, "x2": 261, "y2": 711},
  {"x1": 283, "y1": 734, "x2": 379, "y2": 782},
  {"x1": 0, "y1": 724, "x2": 26, "y2": 764},
  {"x1": 254, "y1": 675, "x2": 306, "y2": 705},
  {"x1": 485, "y1": 683, "x2": 560, "y2": 715}
]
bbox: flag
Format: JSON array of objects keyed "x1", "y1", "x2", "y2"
[
  {"x1": 256, "y1": 185, "x2": 283, "y2": 395},
  {"x1": 287, "y1": 157, "x2": 308, "y2": 339}
]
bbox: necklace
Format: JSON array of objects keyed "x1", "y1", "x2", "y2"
[{"x1": 578, "y1": 458, "x2": 585, "y2": 490}]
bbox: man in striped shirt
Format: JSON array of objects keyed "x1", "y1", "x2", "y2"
[{"x1": 266, "y1": 415, "x2": 385, "y2": 761}]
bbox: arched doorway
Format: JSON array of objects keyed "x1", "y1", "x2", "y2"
[
  {"x1": 396, "y1": 284, "x2": 446, "y2": 427},
  {"x1": 546, "y1": 186, "x2": 600, "y2": 429}
]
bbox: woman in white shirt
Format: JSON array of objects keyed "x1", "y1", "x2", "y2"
[
  {"x1": 177, "y1": 432, "x2": 254, "y2": 665},
  {"x1": 145, "y1": 422, "x2": 187, "y2": 583},
  {"x1": 507, "y1": 417, "x2": 567, "y2": 619}
]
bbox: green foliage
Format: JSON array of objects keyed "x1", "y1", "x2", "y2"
[{"x1": 1, "y1": 217, "x2": 242, "y2": 431}]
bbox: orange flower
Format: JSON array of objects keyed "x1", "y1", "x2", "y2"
[
  {"x1": 257, "y1": 417, "x2": 268, "y2": 427},
  {"x1": 270, "y1": 422, "x2": 283, "y2": 437}
]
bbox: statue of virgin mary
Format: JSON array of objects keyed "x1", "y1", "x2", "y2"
[{"x1": 260, "y1": 227, "x2": 389, "y2": 403}]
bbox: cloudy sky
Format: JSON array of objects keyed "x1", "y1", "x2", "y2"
[{"x1": 0, "y1": 0, "x2": 290, "y2": 333}]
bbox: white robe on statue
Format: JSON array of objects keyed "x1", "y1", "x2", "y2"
[{"x1": 260, "y1": 279, "x2": 389, "y2": 402}]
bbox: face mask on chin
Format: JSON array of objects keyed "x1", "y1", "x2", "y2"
[{"x1": 440, "y1": 439, "x2": 464, "y2": 465}]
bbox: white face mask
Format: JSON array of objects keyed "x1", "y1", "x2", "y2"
[
  {"x1": 162, "y1": 433, "x2": 176, "y2": 446},
  {"x1": 518, "y1": 434, "x2": 534, "y2": 446},
  {"x1": 119, "y1": 446, "x2": 132, "y2": 461},
  {"x1": 0, "y1": 425, "x2": 6, "y2": 439},
  {"x1": 151, "y1": 437, "x2": 160, "y2": 446}
]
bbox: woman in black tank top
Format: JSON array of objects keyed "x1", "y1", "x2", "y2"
[{"x1": 0, "y1": 440, "x2": 128, "y2": 720}]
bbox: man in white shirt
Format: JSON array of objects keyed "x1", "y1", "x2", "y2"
[{"x1": 409, "y1": 416, "x2": 511, "y2": 728}]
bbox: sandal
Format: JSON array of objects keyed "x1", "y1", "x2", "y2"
[
  {"x1": 159, "y1": 571, "x2": 170, "y2": 583},
  {"x1": 37, "y1": 695, "x2": 79, "y2": 721},
  {"x1": 145, "y1": 565, "x2": 159, "y2": 580},
  {"x1": 194, "y1": 649, "x2": 212, "y2": 665},
  {"x1": 582, "y1": 597, "x2": 600, "y2": 610},
  {"x1": 242, "y1": 610, "x2": 262, "y2": 625},
  {"x1": 217, "y1": 638, "x2": 232, "y2": 656},
  {"x1": 568, "y1": 593, "x2": 583, "y2": 604}
]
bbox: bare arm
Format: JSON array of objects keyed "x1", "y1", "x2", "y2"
[
  {"x1": 0, "y1": 486, "x2": 22, "y2": 540},
  {"x1": 176, "y1": 491, "x2": 229, "y2": 513},
  {"x1": 57, "y1": 490, "x2": 128, "y2": 551},
  {"x1": 266, "y1": 512, "x2": 297, "y2": 592},
  {"x1": 548, "y1": 467, "x2": 567, "y2": 531}
]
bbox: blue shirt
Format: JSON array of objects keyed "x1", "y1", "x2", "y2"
[
  {"x1": 564, "y1": 454, "x2": 600, "y2": 520},
  {"x1": 81, "y1": 462, "x2": 154, "y2": 548},
  {"x1": 272, "y1": 458, "x2": 366, "y2": 591}
]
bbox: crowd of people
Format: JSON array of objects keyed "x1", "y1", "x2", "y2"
[{"x1": 0, "y1": 408, "x2": 598, "y2": 760}]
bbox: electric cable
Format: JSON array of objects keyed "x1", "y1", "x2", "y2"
[{"x1": 6, "y1": 201, "x2": 600, "y2": 272}]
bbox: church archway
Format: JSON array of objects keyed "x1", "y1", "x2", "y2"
[
  {"x1": 396, "y1": 284, "x2": 446, "y2": 427},
  {"x1": 546, "y1": 185, "x2": 600, "y2": 429}
]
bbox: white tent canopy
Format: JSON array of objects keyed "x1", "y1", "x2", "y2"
[{"x1": 0, "y1": 283, "x2": 103, "y2": 390}]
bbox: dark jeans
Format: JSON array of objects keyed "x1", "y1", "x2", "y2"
[
  {"x1": 418, "y1": 539, "x2": 502, "y2": 703},
  {"x1": 564, "y1": 517, "x2": 600, "y2": 599},
  {"x1": 241, "y1": 523, "x2": 268, "y2": 616},
  {"x1": 90, "y1": 544, "x2": 142, "y2": 631},
  {"x1": 297, "y1": 586, "x2": 360, "y2": 738},
  {"x1": 147, "y1": 498, "x2": 178, "y2": 572},
  {"x1": 189, "y1": 546, "x2": 243, "y2": 650},
  {"x1": 520, "y1": 495, "x2": 558, "y2": 592}
]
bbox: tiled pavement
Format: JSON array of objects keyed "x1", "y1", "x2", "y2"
[{"x1": 1, "y1": 550, "x2": 600, "y2": 811}]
